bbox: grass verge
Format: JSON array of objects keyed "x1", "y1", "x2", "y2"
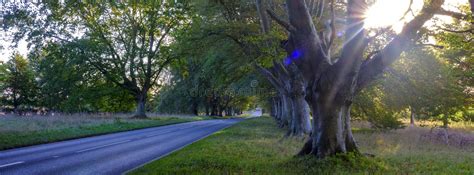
[
  {"x1": 0, "y1": 116, "x2": 212, "y2": 150},
  {"x1": 131, "y1": 117, "x2": 474, "y2": 174}
]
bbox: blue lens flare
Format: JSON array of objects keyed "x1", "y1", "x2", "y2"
[
  {"x1": 284, "y1": 58, "x2": 292, "y2": 66},
  {"x1": 291, "y1": 50, "x2": 302, "y2": 59},
  {"x1": 284, "y1": 50, "x2": 303, "y2": 66}
]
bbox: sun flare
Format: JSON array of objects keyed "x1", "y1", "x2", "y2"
[
  {"x1": 364, "y1": 0, "x2": 422, "y2": 30},
  {"x1": 364, "y1": 0, "x2": 468, "y2": 32}
]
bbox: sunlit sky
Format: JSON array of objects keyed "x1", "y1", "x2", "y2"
[
  {"x1": 365, "y1": 0, "x2": 468, "y2": 32},
  {"x1": 0, "y1": 0, "x2": 469, "y2": 62}
]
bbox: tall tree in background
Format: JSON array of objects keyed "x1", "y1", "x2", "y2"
[
  {"x1": 0, "y1": 53, "x2": 37, "y2": 114},
  {"x1": 30, "y1": 42, "x2": 136, "y2": 113},
  {"x1": 2, "y1": 1, "x2": 191, "y2": 118},
  {"x1": 352, "y1": 47, "x2": 469, "y2": 129}
]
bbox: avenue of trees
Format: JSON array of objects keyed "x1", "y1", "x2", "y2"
[{"x1": 1, "y1": 0, "x2": 472, "y2": 159}]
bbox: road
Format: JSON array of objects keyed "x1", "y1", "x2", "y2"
[{"x1": 0, "y1": 119, "x2": 242, "y2": 175}]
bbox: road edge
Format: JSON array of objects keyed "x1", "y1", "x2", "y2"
[{"x1": 122, "y1": 118, "x2": 246, "y2": 175}]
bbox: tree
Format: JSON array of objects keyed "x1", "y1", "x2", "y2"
[
  {"x1": 0, "y1": 53, "x2": 37, "y2": 114},
  {"x1": 30, "y1": 42, "x2": 135, "y2": 113},
  {"x1": 252, "y1": 0, "x2": 457, "y2": 158},
  {"x1": 2, "y1": 1, "x2": 191, "y2": 118},
  {"x1": 155, "y1": 20, "x2": 260, "y2": 116},
  {"x1": 193, "y1": 0, "x2": 313, "y2": 136},
  {"x1": 351, "y1": 47, "x2": 466, "y2": 129}
]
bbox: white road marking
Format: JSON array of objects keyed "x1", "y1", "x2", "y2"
[
  {"x1": 52, "y1": 155, "x2": 60, "y2": 158},
  {"x1": 0, "y1": 161, "x2": 24, "y2": 168},
  {"x1": 75, "y1": 140, "x2": 131, "y2": 153}
]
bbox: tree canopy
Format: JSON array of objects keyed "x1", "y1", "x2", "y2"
[{"x1": 0, "y1": 0, "x2": 472, "y2": 159}]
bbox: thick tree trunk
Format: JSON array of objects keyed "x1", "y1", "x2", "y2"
[
  {"x1": 192, "y1": 101, "x2": 199, "y2": 116},
  {"x1": 410, "y1": 107, "x2": 416, "y2": 127},
  {"x1": 133, "y1": 93, "x2": 147, "y2": 119},
  {"x1": 313, "y1": 101, "x2": 346, "y2": 157},
  {"x1": 218, "y1": 105, "x2": 224, "y2": 117},
  {"x1": 288, "y1": 86, "x2": 312, "y2": 136},
  {"x1": 285, "y1": 63, "x2": 312, "y2": 136},
  {"x1": 205, "y1": 102, "x2": 210, "y2": 116},
  {"x1": 276, "y1": 98, "x2": 283, "y2": 124},
  {"x1": 443, "y1": 113, "x2": 449, "y2": 128},
  {"x1": 280, "y1": 94, "x2": 291, "y2": 128},
  {"x1": 342, "y1": 103, "x2": 358, "y2": 152},
  {"x1": 299, "y1": 96, "x2": 358, "y2": 157},
  {"x1": 12, "y1": 91, "x2": 19, "y2": 115},
  {"x1": 225, "y1": 107, "x2": 232, "y2": 116},
  {"x1": 271, "y1": 98, "x2": 277, "y2": 117},
  {"x1": 211, "y1": 102, "x2": 218, "y2": 116}
]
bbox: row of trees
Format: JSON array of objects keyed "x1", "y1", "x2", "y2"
[
  {"x1": 1, "y1": 0, "x2": 472, "y2": 160},
  {"x1": 0, "y1": 52, "x2": 136, "y2": 114},
  {"x1": 1, "y1": 1, "x2": 263, "y2": 117},
  {"x1": 1, "y1": 1, "x2": 191, "y2": 118}
]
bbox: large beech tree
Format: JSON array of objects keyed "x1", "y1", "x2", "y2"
[
  {"x1": 255, "y1": 0, "x2": 460, "y2": 158},
  {"x1": 2, "y1": 1, "x2": 190, "y2": 118}
]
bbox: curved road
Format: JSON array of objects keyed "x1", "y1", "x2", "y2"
[{"x1": 0, "y1": 119, "x2": 242, "y2": 175}]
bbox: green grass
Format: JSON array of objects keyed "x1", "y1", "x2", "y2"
[
  {"x1": 0, "y1": 116, "x2": 212, "y2": 150},
  {"x1": 131, "y1": 117, "x2": 474, "y2": 174}
]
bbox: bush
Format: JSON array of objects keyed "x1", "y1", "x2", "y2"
[{"x1": 367, "y1": 111, "x2": 405, "y2": 130}]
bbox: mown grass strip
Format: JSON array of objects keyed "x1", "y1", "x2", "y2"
[{"x1": 131, "y1": 117, "x2": 474, "y2": 174}]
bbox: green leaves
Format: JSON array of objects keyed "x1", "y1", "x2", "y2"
[
  {"x1": 0, "y1": 53, "x2": 37, "y2": 110},
  {"x1": 354, "y1": 45, "x2": 470, "y2": 127}
]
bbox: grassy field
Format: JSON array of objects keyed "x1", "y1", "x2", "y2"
[
  {"x1": 0, "y1": 114, "x2": 213, "y2": 150},
  {"x1": 132, "y1": 117, "x2": 474, "y2": 174}
]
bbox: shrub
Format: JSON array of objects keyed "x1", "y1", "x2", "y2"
[{"x1": 366, "y1": 111, "x2": 405, "y2": 130}]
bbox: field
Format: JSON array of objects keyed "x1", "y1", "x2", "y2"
[
  {"x1": 0, "y1": 114, "x2": 212, "y2": 150},
  {"x1": 132, "y1": 117, "x2": 474, "y2": 174}
]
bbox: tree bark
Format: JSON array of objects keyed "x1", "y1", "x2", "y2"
[
  {"x1": 342, "y1": 102, "x2": 358, "y2": 152},
  {"x1": 133, "y1": 93, "x2": 147, "y2": 119},
  {"x1": 313, "y1": 100, "x2": 346, "y2": 157},
  {"x1": 205, "y1": 101, "x2": 210, "y2": 116},
  {"x1": 254, "y1": 0, "x2": 311, "y2": 134},
  {"x1": 211, "y1": 99, "x2": 218, "y2": 116},
  {"x1": 288, "y1": 70, "x2": 312, "y2": 136},
  {"x1": 443, "y1": 113, "x2": 449, "y2": 128},
  {"x1": 271, "y1": 98, "x2": 277, "y2": 117},
  {"x1": 192, "y1": 101, "x2": 199, "y2": 116},
  {"x1": 279, "y1": 94, "x2": 291, "y2": 128},
  {"x1": 289, "y1": 96, "x2": 312, "y2": 136},
  {"x1": 410, "y1": 107, "x2": 416, "y2": 127},
  {"x1": 299, "y1": 97, "x2": 358, "y2": 157}
]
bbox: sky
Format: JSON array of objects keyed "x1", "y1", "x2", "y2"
[{"x1": 0, "y1": 0, "x2": 469, "y2": 62}]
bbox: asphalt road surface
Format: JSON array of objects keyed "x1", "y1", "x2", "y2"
[{"x1": 0, "y1": 119, "x2": 242, "y2": 175}]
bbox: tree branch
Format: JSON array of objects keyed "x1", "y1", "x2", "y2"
[
  {"x1": 416, "y1": 43, "x2": 444, "y2": 49},
  {"x1": 255, "y1": 64, "x2": 285, "y2": 90},
  {"x1": 256, "y1": 0, "x2": 271, "y2": 33},
  {"x1": 436, "y1": 9, "x2": 468, "y2": 20},
  {"x1": 266, "y1": 9, "x2": 296, "y2": 33},
  {"x1": 439, "y1": 27, "x2": 474, "y2": 33},
  {"x1": 286, "y1": 0, "x2": 314, "y2": 34},
  {"x1": 356, "y1": 0, "x2": 445, "y2": 92},
  {"x1": 327, "y1": 0, "x2": 336, "y2": 49}
]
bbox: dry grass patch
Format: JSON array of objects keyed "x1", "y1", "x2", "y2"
[{"x1": 0, "y1": 114, "x2": 212, "y2": 150}]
